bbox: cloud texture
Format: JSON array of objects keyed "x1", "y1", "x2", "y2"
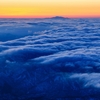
[{"x1": 0, "y1": 18, "x2": 100, "y2": 99}]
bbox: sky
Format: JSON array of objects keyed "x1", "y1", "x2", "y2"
[{"x1": 0, "y1": 0, "x2": 100, "y2": 18}]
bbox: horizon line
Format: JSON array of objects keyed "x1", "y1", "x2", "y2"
[{"x1": 0, "y1": 16, "x2": 100, "y2": 19}]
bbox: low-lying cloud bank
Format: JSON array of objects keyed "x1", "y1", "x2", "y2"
[{"x1": 0, "y1": 18, "x2": 100, "y2": 99}]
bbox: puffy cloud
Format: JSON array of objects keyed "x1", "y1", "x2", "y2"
[{"x1": 0, "y1": 18, "x2": 100, "y2": 99}]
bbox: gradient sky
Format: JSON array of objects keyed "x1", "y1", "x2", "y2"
[{"x1": 0, "y1": 0, "x2": 100, "y2": 18}]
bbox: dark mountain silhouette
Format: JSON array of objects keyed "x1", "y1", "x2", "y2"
[{"x1": 51, "y1": 16, "x2": 69, "y2": 19}]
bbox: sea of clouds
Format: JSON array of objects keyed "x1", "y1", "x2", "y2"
[{"x1": 0, "y1": 18, "x2": 100, "y2": 99}]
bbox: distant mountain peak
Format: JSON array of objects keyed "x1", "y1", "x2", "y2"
[{"x1": 51, "y1": 16, "x2": 68, "y2": 19}]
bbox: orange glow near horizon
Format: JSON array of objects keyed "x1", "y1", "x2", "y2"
[{"x1": 0, "y1": 0, "x2": 100, "y2": 18}]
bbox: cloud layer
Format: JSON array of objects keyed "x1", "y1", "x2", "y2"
[{"x1": 0, "y1": 18, "x2": 100, "y2": 99}]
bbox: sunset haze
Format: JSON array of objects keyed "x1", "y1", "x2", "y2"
[{"x1": 0, "y1": 0, "x2": 100, "y2": 18}]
